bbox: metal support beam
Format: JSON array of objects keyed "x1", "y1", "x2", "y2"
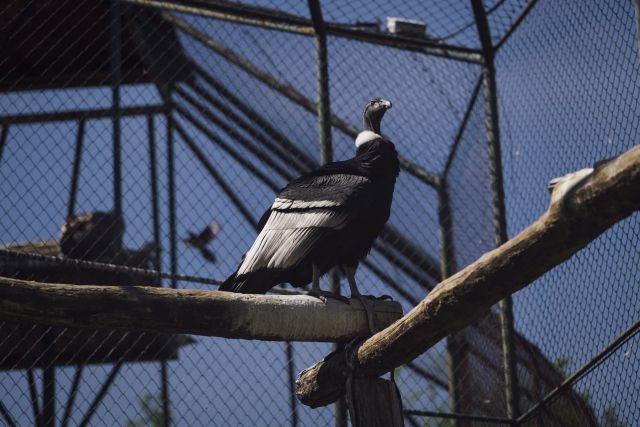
[
  {"x1": 517, "y1": 317, "x2": 640, "y2": 424},
  {"x1": 166, "y1": 108, "x2": 178, "y2": 290},
  {"x1": 405, "y1": 362, "x2": 448, "y2": 390},
  {"x1": 125, "y1": 0, "x2": 482, "y2": 63},
  {"x1": 0, "y1": 105, "x2": 167, "y2": 125},
  {"x1": 175, "y1": 84, "x2": 294, "y2": 181},
  {"x1": 60, "y1": 366, "x2": 84, "y2": 427},
  {"x1": 78, "y1": 361, "x2": 124, "y2": 427},
  {"x1": 635, "y1": 0, "x2": 640, "y2": 56},
  {"x1": 443, "y1": 76, "x2": 483, "y2": 178},
  {"x1": 42, "y1": 335, "x2": 56, "y2": 427},
  {"x1": 0, "y1": 248, "x2": 222, "y2": 286},
  {"x1": 172, "y1": 102, "x2": 280, "y2": 192},
  {"x1": 187, "y1": 77, "x2": 307, "y2": 175},
  {"x1": 471, "y1": 0, "x2": 520, "y2": 420},
  {"x1": 0, "y1": 401, "x2": 17, "y2": 427},
  {"x1": 308, "y1": 0, "x2": 332, "y2": 167},
  {"x1": 495, "y1": 0, "x2": 539, "y2": 52},
  {"x1": 160, "y1": 362, "x2": 171, "y2": 427},
  {"x1": 165, "y1": 15, "x2": 441, "y2": 190},
  {"x1": 148, "y1": 115, "x2": 163, "y2": 275},
  {"x1": 285, "y1": 342, "x2": 299, "y2": 427},
  {"x1": 0, "y1": 125, "x2": 8, "y2": 165},
  {"x1": 191, "y1": 63, "x2": 315, "y2": 172},
  {"x1": 68, "y1": 120, "x2": 85, "y2": 219},
  {"x1": 27, "y1": 368, "x2": 42, "y2": 427},
  {"x1": 148, "y1": 114, "x2": 171, "y2": 427},
  {"x1": 404, "y1": 409, "x2": 512, "y2": 425},
  {"x1": 437, "y1": 182, "x2": 464, "y2": 422},
  {"x1": 308, "y1": 1, "x2": 345, "y2": 423},
  {"x1": 110, "y1": 0, "x2": 123, "y2": 220},
  {"x1": 173, "y1": 119, "x2": 259, "y2": 229}
]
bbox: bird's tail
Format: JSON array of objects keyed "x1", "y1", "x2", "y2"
[
  {"x1": 219, "y1": 268, "x2": 239, "y2": 292},
  {"x1": 219, "y1": 270, "x2": 276, "y2": 294}
]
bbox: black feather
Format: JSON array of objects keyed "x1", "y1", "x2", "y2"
[{"x1": 222, "y1": 100, "x2": 398, "y2": 294}]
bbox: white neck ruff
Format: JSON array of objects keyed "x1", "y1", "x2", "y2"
[{"x1": 355, "y1": 130, "x2": 381, "y2": 148}]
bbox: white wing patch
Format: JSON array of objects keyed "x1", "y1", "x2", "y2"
[
  {"x1": 272, "y1": 197, "x2": 340, "y2": 210},
  {"x1": 237, "y1": 209, "x2": 349, "y2": 275}
]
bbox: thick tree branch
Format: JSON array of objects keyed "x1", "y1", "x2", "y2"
[
  {"x1": 0, "y1": 279, "x2": 402, "y2": 342},
  {"x1": 296, "y1": 145, "x2": 640, "y2": 407}
]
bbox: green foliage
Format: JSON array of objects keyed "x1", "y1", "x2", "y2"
[
  {"x1": 552, "y1": 356, "x2": 571, "y2": 376},
  {"x1": 602, "y1": 404, "x2": 627, "y2": 427},
  {"x1": 124, "y1": 393, "x2": 166, "y2": 427}
]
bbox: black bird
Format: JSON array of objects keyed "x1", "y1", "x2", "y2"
[
  {"x1": 221, "y1": 98, "x2": 398, "y2": 327},
  {"x1": 183, "y1": 220, "x2": 221, "y2": 263}
]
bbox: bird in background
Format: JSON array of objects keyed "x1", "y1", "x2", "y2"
[
  {"x1": 183, "y1": 220, "x2": 221, "y2": 263},
  {"x1": 221, "y1": 98, "x2": 398, "y2": 331}
]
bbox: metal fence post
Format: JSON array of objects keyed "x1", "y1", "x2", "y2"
[
  {"x1": 470, "y1": 0, "x2": 520, "y2": 421},
  {"x1": 438, "y1": 180, "x2": 463, "y2": 426},
  {"x1": 110, "y1": 0, "x2": 122, "y2": 220},
  {"x1": 307, "y1": 1, "x2": 346, "y2": 426}
]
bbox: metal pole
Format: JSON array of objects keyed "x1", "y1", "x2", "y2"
[
  {"x1": 165, "y1": 98, "x2": 178, "y2": 427},
  {"x1": 438, "y1": 182, "x2": 463, "y2": 425},
  {"x1": 148, "y1": 115, "x2": 163, "y2": 276},
  {"x1": 187, "y1": 76, "x2": 310, "y2": 175},
  {"x1": 634, "y1": 0, "x2": 640, "y2": 55},
  {"x1": 191, "y1": 63, "x2": 316, "y2": 172},
  {"x1": 78, "y1": 361, "x2": 123, "y2": 427},
  {"x1": 172, "y1": 120, "x2": 258, "y2": 229},
  {"x1": 149, "y1": 114, "x2": 171, "y2": 427},
  {"x1": 0, "y1": 401, "x2": 17, "y2": 427},
  {"x1": 172, "y1": 103, "x2": 280, "y2": 192},
  {"x1": 68, "y1": 120, "x2": 85, "y2": 218},
  {"x1": 127, "y1": 0, "x2": 482, "y2": 63},
  {"x1": 0, "y1": 105, "x2": 167, "y2": 125},
  {"x1": 307, "y1": 2, "x2": 346, "y2": 426},
  {"x1": 285, "y1": 343, "x2": 299, "y2": 427},
  {"x1": 0, "y1": 125, "x2": 8, "y2": 165},
  {"x1": 27, "y1": 368, "x2": 42, "y2": 427},
  {"x1": 42, "y1": 331, "x2": 56, "y2": 427},
  {"x1": 61, "y1": 366, "x2": 83, "y2": 427},
  {"x1": 470, "y1": 0, "x2": 520, "y2": 420},
  {"x1": 110, "y1": 0, "x2": 123, "y2": 220},
  {"x1": 517, "y1": 316, "x2": 640, "y2": 424},
  {"x1": 168, "y1": 15, "x2": 441, "y2": 189},
  {"x1": 166, "y1": 109, "x2": 178, "y2": 291}
]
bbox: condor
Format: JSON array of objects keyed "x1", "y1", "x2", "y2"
[{"x1": 222, "y1": 99, "x2": 399, "y2": 317}]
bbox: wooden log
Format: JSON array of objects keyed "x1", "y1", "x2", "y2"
[
  {"x1": 0, "y1": 277, "x2": 402, "y2": 342},
  {"x1": 296, "y1": 144, "x2": 640, "y2": 407}
]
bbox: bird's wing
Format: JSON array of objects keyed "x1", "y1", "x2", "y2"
[
  {"x1": 200, "y1": 248, "x2": 216, "y2": 263},
  {"x1": 196, "y1": 220, "x2": 220, "y2": 242},
  {"x1": 236, "y1": 173, "x2": 372, "y2": 276}
]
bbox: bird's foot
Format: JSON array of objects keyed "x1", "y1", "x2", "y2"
[{"x1": 307, "y1": 289, "x2": 350, "y2": 304}]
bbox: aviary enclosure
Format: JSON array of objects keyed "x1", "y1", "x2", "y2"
[{"x1": 0, "y1": 0, "x2": 639, "y2": 425}]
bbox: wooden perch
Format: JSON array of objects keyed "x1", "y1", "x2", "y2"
[
  {"x1": 296, "y1": 144, "x2": 640, "y2": 407},
  {"x1": 0, "y1": 278, "x2": 402, "y2": 342}
]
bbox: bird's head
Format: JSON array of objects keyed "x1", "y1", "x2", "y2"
[{"x1": 362, "y1": 98, "x2": 392, "y2": 134}]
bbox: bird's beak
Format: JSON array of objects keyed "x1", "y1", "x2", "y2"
[{"x1": 382, "y1": 100, "x2": 392, "y2": 110}]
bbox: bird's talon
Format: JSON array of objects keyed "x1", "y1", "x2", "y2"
[{"x1": 307, "y1": 290, "x2": 349, "y2": 304}]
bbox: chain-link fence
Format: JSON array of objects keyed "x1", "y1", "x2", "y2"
[{"x1": 0, "y1": 0, "x2": 638, "y2": 426}]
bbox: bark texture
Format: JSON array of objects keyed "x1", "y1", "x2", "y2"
[{"x1": 0, "y1": 278, "x2": 402, "y2": 343}]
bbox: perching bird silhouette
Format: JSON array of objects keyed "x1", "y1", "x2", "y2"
[
  {"x1": 183, "y1": 220, "x2": 221, "y2": 263},
  {"x1": 221, "y1": 99, "x2": 398, "y2": 327}
]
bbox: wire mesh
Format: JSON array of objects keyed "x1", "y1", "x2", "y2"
[{"x1": 0, "y1": 0, "x2": 638, "y2": 426}]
